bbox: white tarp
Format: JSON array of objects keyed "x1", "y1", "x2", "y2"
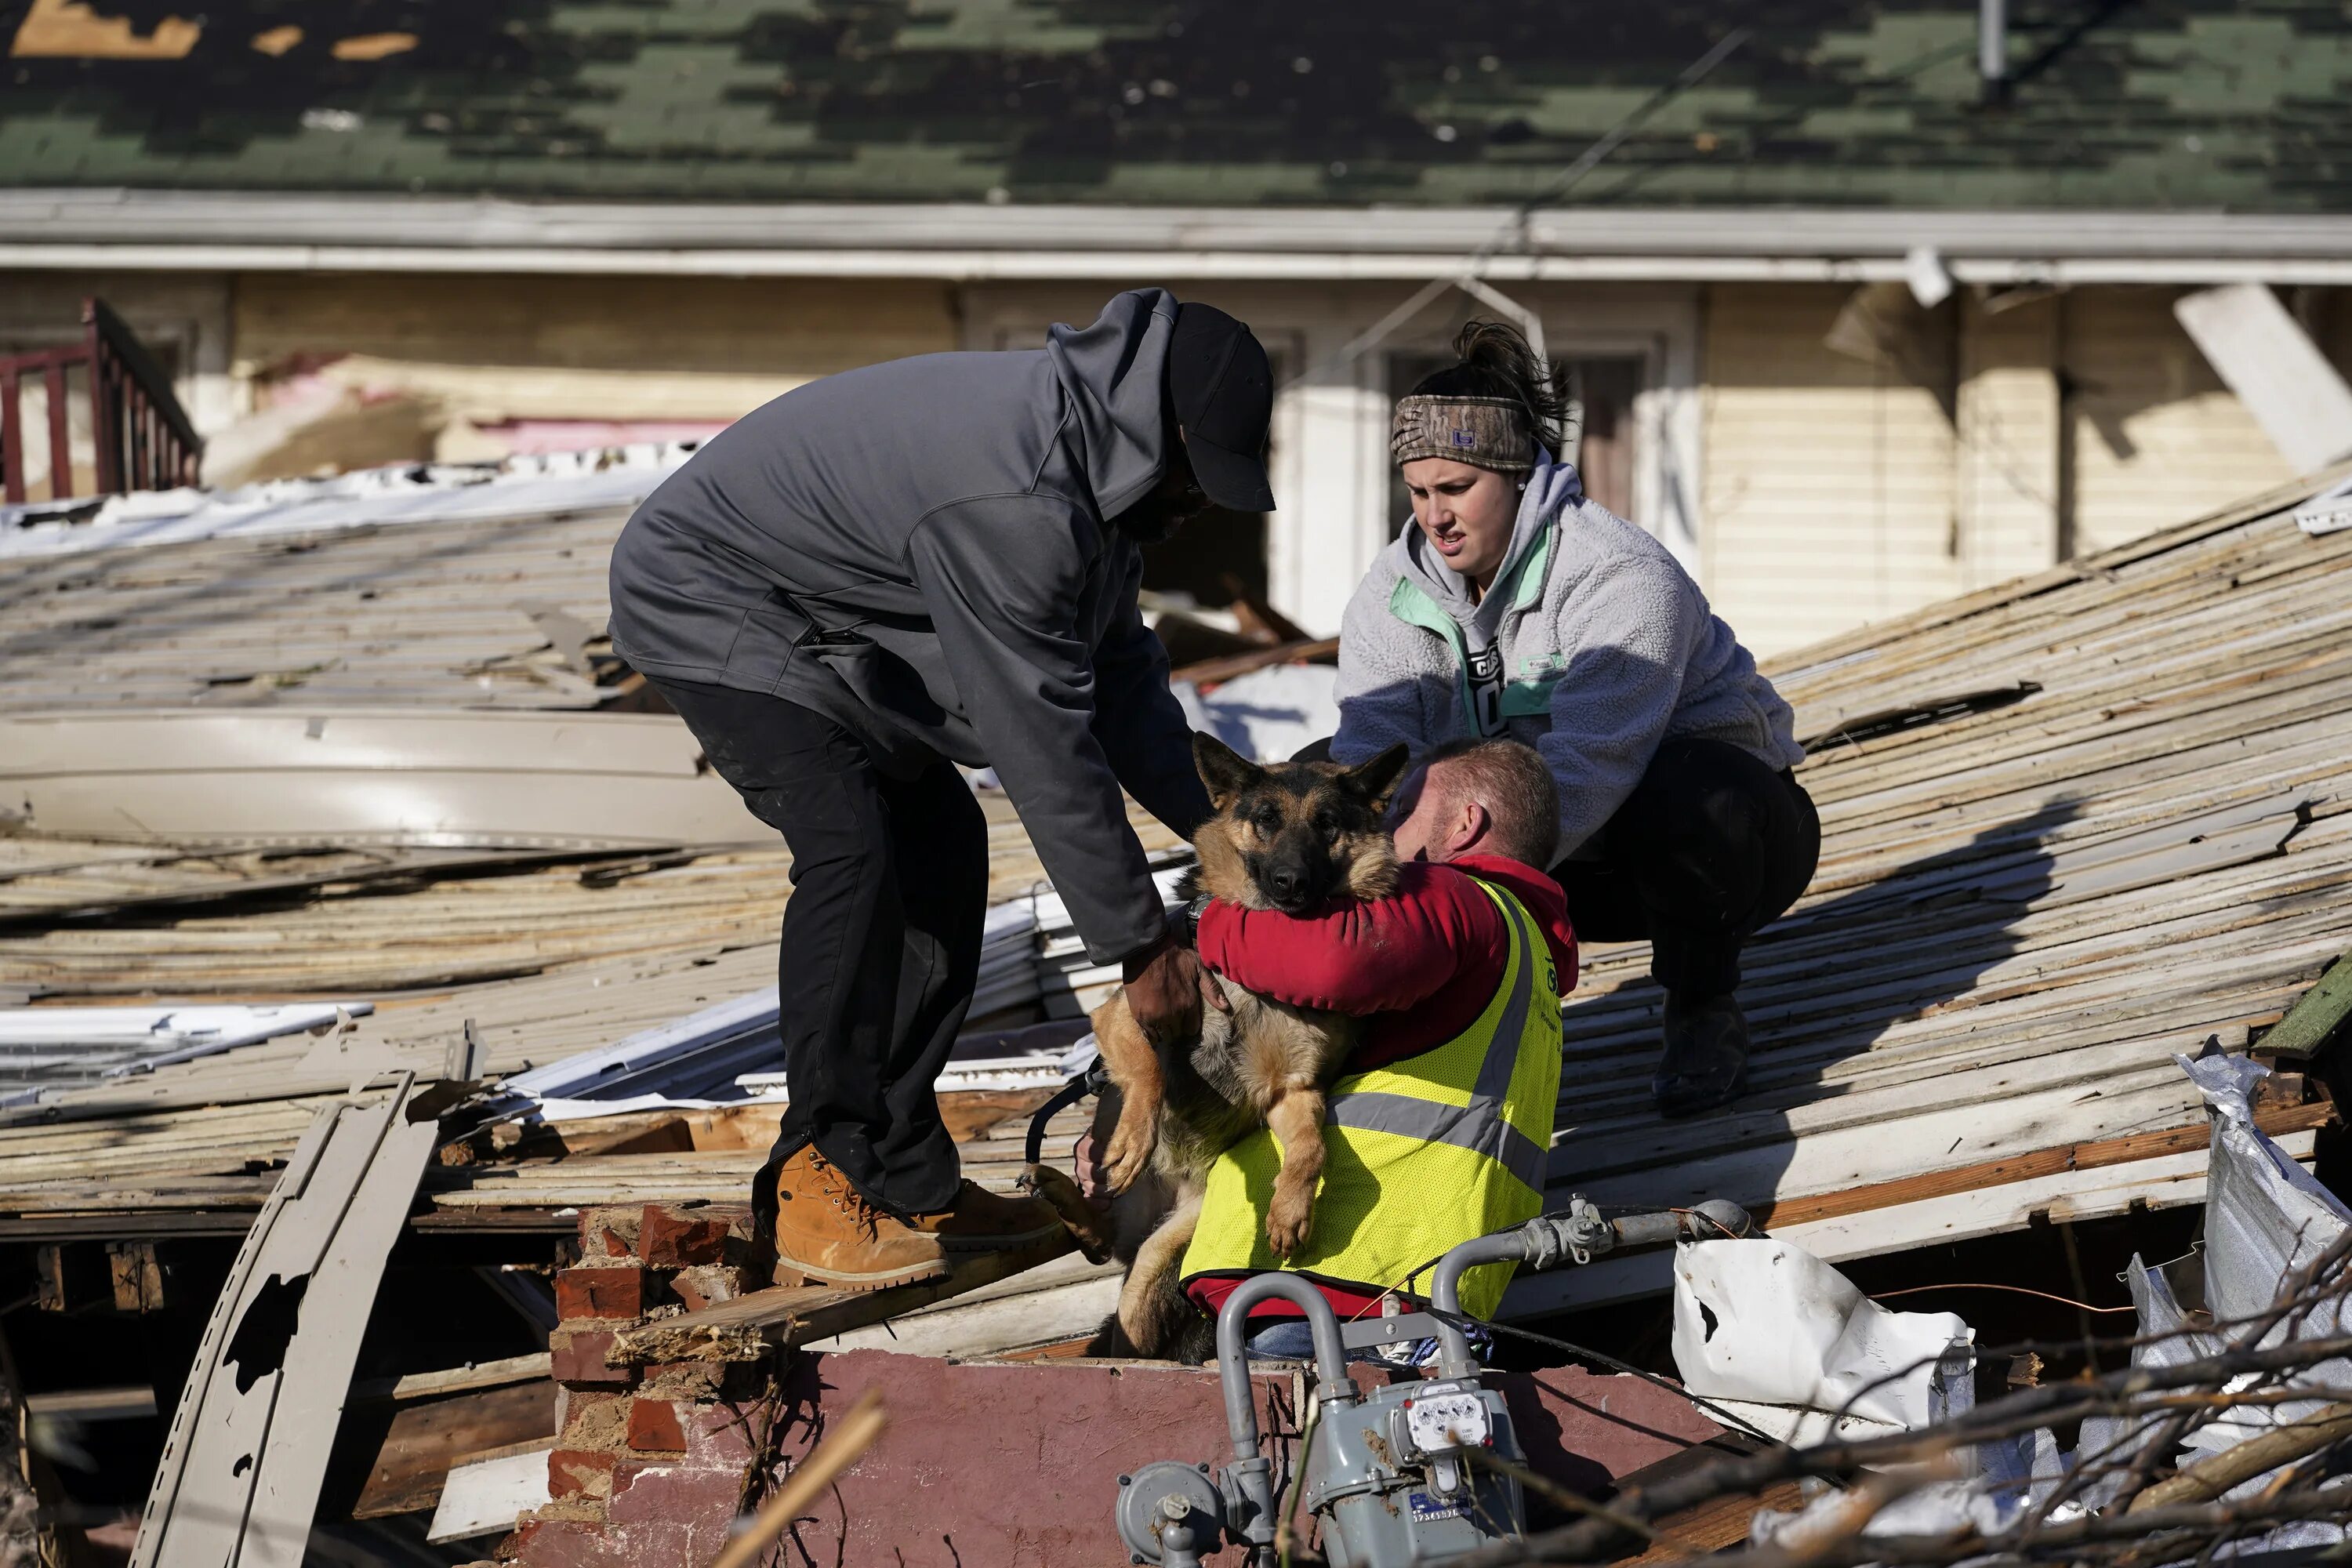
[{"x1": 1671, "y1": 1236, "x2": 1972, "y2": 1431}]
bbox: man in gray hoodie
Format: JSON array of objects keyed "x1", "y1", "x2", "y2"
[{"x1": 608, "y1": 289, "x2": 1272, "y2": 1290}]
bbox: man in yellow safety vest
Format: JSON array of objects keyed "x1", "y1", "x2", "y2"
[{"x1": 1178, "y1": 738, "x2": 1576, "y2": 1359}]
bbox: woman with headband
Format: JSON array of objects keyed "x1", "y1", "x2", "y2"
[{"x1": 1329, "y1": 321, "x2": 1817, "y2": 1119}]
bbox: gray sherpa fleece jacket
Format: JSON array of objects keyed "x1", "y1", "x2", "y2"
[{"x1": 1331, "y1": 452, "x2": 1802, "y2": 859}]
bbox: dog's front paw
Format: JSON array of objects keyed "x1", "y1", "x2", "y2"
[
  {"x1": 1265, "y1": 1192, "x2": 1316, "y2": 1258},
  {"x1": 1100, "y1": 1112, "x2": 1157, "y2": 1193}
]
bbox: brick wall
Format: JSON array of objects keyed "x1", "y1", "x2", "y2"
[
  {"x1": 501, "y1": 1202, "x2": 768, "y2": 1568},
  {"x1": 494, "y1": 1207, "x2": 1726, "y2": 1566}
]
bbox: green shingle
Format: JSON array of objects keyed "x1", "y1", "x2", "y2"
[{"x1": 3, "y1": 0, "x2": 2350, "y2": 209}]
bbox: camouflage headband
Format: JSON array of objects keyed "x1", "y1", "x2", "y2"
[{"x1": 1390, "y1": 394, "x2": 1536, "y2": 474}]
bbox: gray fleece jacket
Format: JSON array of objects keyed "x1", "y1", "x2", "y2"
[
  {"x1": 1331, "y1": 454, "x2": 1802, "y2": 859},
  {"x1": 608, "y1": 289, "x2": 1210, "y2": 963}
]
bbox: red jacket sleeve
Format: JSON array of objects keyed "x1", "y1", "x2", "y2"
[{"x1": 1192, "y1": 862, "x2": 1505, "y2": 1016}]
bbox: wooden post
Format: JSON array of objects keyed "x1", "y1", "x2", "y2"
[
  {"x1": 83, "y1": 299, "x2": 120, "y2": 495},
  {"x1": 0, "y1": 364, "x2": 20, "y2": 505},
  {"x1": 42, "y1": 358, "x2": 71, "y2": 500}
]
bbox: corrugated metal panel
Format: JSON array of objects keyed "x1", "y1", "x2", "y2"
[
  {"x1": 0, "y1": 709, "x2": 760, "y2": 848},
  {"x1": 0, "y1": 792, "x2": 1174, "y2": 1004},
  {"x1": 1700, "y1": 283, "x2": 1964, "y2": 657}
]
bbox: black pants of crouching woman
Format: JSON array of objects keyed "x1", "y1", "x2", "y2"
[{"x1": 1548, "y1": 738, "x2": 1820, "y2": 1000}]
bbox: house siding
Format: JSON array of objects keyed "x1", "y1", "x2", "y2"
[
  {"x1": 230, "y1": 272, "x2": 959, "y2": 437},
  {"x1": 1700, "y1": 281, "x2": 2325, "y2": 658},
  {"x1": 1699, "y1": 283, "x2": 1963, "y2": 658},
  {"x1": 2061, "y1": 287, "x2": 2299, "y2": 556}
]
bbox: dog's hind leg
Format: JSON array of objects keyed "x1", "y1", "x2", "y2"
[
  {"x1": 1261, "y1": 1083, "x2": 1328, "y2": 1258},
  {"x1": 1090, "y1": 992, "x2": 1163, "y2": 1193},
  {"x1": 1116, "y1": 1187, "x2": 1204, "y2": 1359}
]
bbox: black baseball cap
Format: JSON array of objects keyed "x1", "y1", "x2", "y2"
[{"x1": 1167, "y1": 302, "x2": 1276, "y2": 512}]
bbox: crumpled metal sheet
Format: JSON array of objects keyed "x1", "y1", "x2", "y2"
[{"x1": 2166, "y1": 1051, "x2": 2352, "y2": 1555}]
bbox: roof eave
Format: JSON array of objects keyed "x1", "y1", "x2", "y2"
[{"x1": 6, "y1": 190, "x2": 2352, "y2": 284}]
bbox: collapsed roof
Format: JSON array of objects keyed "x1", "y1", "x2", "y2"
[{"x1": 0, "y1": 459, "x2": 2347, "y2": 1338}]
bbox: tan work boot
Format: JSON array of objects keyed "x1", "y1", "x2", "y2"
[
  {"x1": 907, "y1": 1180, "x2": 1067, "y2": 1252},
  {"x1": 771, "y1": 1146, "x2": 949, "y2": 1292}
]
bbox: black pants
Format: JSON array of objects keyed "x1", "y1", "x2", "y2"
[
  {"x1": 648, "y1": 676, "x2": 986, "y2": 1219},
  {"x1": 1551, "y1": 738, "x2": 1820, "y2": 1000}
]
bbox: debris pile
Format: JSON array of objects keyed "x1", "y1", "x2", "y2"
[{"x1": 1560, "y1": 1052, "x2": 2352, "y2": 1568}]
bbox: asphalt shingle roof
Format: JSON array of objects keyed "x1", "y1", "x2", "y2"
[{"x1": 4, "y1": 0, "x2": 2349, "y2": 209}]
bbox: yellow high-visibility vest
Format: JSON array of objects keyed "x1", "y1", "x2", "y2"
[{"x1": 1179, "y1": 876, "x2": 1563, "y2": 1321}]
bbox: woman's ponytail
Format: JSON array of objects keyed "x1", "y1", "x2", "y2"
[{"x1": 1408, "y1": 320, "x2": 1567, "y2": 455}]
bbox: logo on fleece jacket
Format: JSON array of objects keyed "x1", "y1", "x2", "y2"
[{"x1": 1465, "y1": 643, "x2": 1506, "y2": 735}]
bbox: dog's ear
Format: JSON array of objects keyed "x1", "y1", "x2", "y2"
[
  {"x1": 1339, "y1": 743, "x2": 1412, "y2": 815},
  {"x1": 1192, "y1": 733, "x2": 1265, "y2": 809}
]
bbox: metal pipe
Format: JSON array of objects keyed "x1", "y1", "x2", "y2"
[
  {"x1": 1215, "y1": 1273, "x2": 1353, "y2": 1463},
  {"x1": 1980, "y1": 0, "x2": 2006, "y2": 90},
  {"x1": 1430, "y1": 1232, "x2": 1533, "y2": 1377},
  {"x1": 1214, "y1": 1275, "x2": 1353, "y2": 1566}
]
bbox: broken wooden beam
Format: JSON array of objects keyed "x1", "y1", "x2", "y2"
[
  {"x1": 2259, "y1": 947, "x2": 2352, "y2": 1060},
  {"x1": 607, "y1": 1235, "x2": 1075, "y2": 1367},
  {"x1": 349, "y1": 1352, "x2": 552, "y2": 1406},
  {"x1": 1169, "y1": 636, "x2": 1339, "y2": 687},
  {"x1": 1749, "y1": 1099, "x2": 2335, "y2": 1232},
  {"x1": 347, "y1": 1380, "x2": 561, "y2": 1520}
]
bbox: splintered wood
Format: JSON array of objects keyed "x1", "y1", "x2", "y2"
[{"x1": 608, "y1": 1238, "x2": 1074, "y2": 1366}]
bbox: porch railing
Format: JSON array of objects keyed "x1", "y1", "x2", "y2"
[{"x1": 0, "y1": 297, "x2": 204, "y2": 505}]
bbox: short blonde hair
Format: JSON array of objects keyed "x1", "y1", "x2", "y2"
[{"x1": 1414, "y1": 739, "x2": 1559, "y2": 867}]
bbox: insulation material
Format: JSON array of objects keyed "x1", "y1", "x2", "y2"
[
  {"x1": 0, "y1": 444, "x2": 693, "y2": 561},
  {"x1": 1671, "y1": 1236, "x2": 1971, "y2": 1430}
]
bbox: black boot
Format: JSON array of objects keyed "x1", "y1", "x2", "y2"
[{"x1": 1653, "y1": 992, "x2": 1750, "y2": 1118}]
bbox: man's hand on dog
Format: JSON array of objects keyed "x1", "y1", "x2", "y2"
[{"x1": 1120, "y1": 922, "x2": 1229, "y2": 1047}]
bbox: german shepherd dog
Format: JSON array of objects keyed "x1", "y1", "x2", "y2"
[{"x1": 1084, "y1": 733, "x2": 1410, "y2": 1359}]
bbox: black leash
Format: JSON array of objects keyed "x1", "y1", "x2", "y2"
[{"x1": 1024, "y1": 1058, "x2": 1108, "y2": 1165}]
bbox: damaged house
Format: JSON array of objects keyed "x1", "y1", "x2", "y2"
[
  {"x1": 2, "y1": 368, "x2": 2352, "y2": 1561},
  {"x1": 10, "y1": 0, "x2": 2352, "y2": 653}
]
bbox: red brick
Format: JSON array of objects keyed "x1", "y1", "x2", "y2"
[
  {"x1": 637, "y1": 1203, "x2": 733, "y2": 1268},
  {"x1": 546, "y1": 1449, "x2": 617, "y2": 1501},
  {"x1": 578, "y1": 1207, "x2": 642, "y2": 1261},
  {"x1": 625, "y1": 1399, "x2": 688, "y2": 1454},
  {"x1": 548, "y1": 1328, "x2": 635, "y2": 1388},
  {"x1": 510, "y1": 1515, "x2": 697, "y2": 1568},
  {"x1": 687, "y1": 1403, "x2": 766, "y2": 1468},
  {"x1": 557, "y1": 1390, "x2": 627, "y2": 1450},
  {"x1": 639, "y1": 1361, "x2": 726, "y2": 1402},
  {"x1": 668, "y1": 1264, "x2": 748, "y2": 1312},
  {"x1": 554, "y1": 1267, "x2": 651, "y2": 1322},
  {"x1": 608, "y1": 1461, "x2": 746, "y2": 1528}
]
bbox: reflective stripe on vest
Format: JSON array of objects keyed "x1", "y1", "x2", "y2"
[{"x1": 1178, "y1": 877, "x2": 1563, "y2": 1320}]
